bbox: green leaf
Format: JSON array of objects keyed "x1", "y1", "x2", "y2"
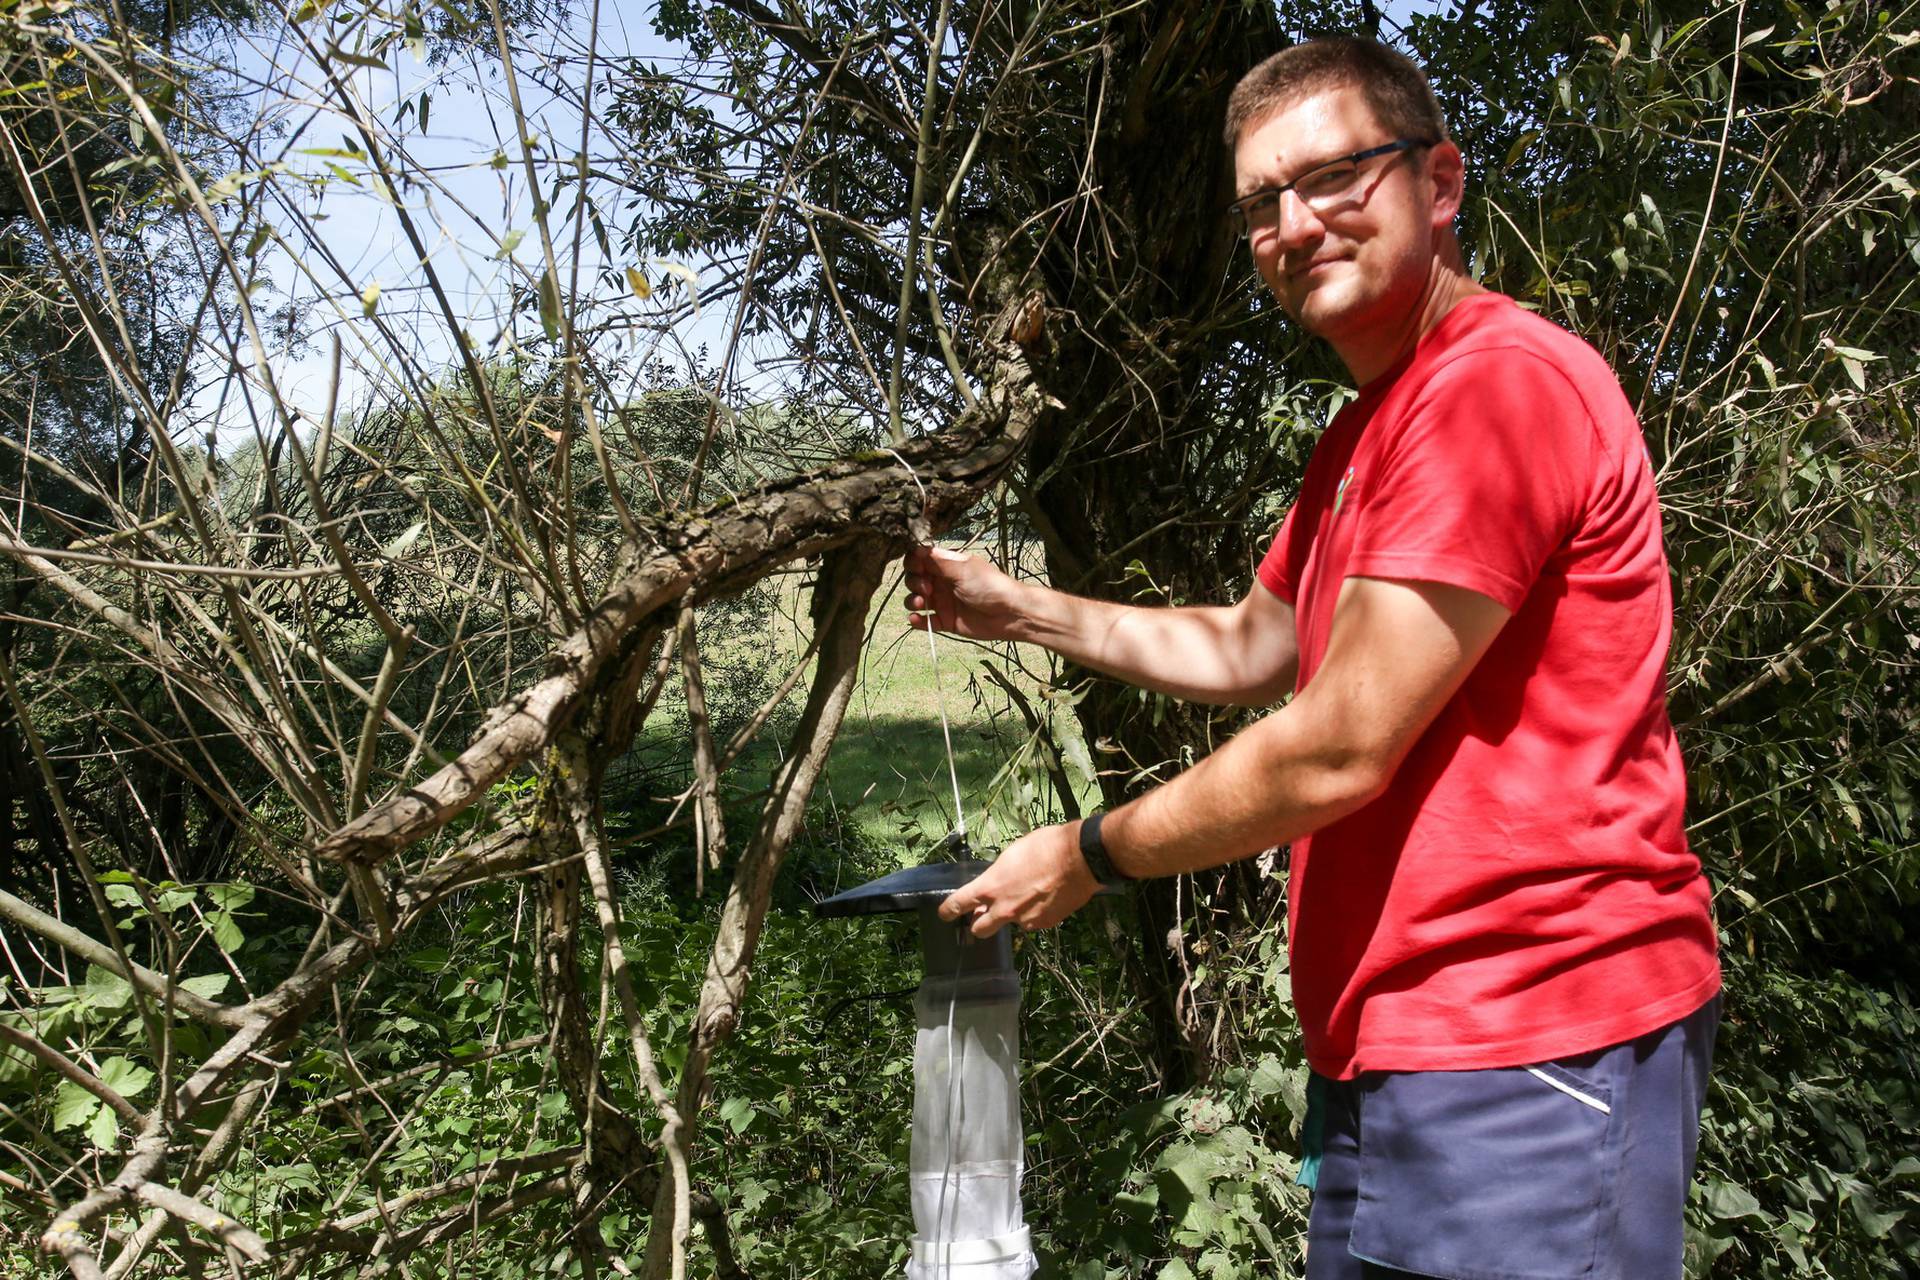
[
  {"x1": 718, "y1": 1095, "x2": 753, "y2": 1135},
  {"x1": 1640, "y1": 193, "x2": 1667, "y2": 242},
  {"x1": 204, "y1": 911, "x2": 245, "y2": 952},
  {"x1": 538, "y1": 268, "x2": 562, "y2": 340},
  {"x1": 204, "y1": 169, "x2": 269, "y2": 204},
  {"x1": 87, "y1": 1102, "x2": 119, "y2": 1150},
  {"x1": 1849, "y1": 1191, "x2": 1903, "y2": 1238},
  {"x1": 1873, "y1": 168, "x2": 1917, "y2": 199},
  {"x1": 178, "y1": 974, "x2": 230, "y2": 999},
  {"x1": 52, "y1": 1082, "x2": 99, "y2": 1131},
  {"x1": 84, "y1": 965, "x2": 132, "y2": 1011},
  {"x1": 207, "y1": 883, "x2": 254, "y2": 912},
  {"x1": 1703, "y1": 1178, "x2": 1765, "y2": 1221},
  {"x1": 97, "y1": 1056, "x2": 153, "y2": 1101},
  {"x1": 329, "y1": 44, "x2": 390, "y2": 70},
  {"x1": 154, "y1": 887, "x2": 195, "y2": 913}
]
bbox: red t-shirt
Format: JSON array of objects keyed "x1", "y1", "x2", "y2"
[{"x1": 1257, "y1": 292, "x2": 1720, "y2": 1080}]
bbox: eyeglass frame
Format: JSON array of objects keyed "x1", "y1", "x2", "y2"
[{"x1": 1227, "y1": 138, "x2": 1438, "y2": 236}]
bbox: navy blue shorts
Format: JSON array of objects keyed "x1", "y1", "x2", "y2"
[{"x1": 1304, "y1": 996, "x2": 1720, "y2": 1280}]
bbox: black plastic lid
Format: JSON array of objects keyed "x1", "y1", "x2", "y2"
[{"x1": 813, "y1": 860, "x2": 989, "y2": 918}]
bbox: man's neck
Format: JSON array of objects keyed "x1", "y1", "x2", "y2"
[{"x1": 1335, "y1": 258, "x2": 1487, "y2": 387}]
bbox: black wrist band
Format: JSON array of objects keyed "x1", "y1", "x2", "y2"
[{"x1": 1078, "y1": 811, "x2": 1133, "y2": 886}]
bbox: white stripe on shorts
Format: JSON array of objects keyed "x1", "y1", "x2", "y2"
[{"x1": 1526, "y1": 1066, "x2": 1612, "y2": 1114}]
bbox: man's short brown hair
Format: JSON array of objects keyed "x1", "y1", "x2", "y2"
[{"x1": 1224, "y1": 37, "x2": 1448, "y2": 151}]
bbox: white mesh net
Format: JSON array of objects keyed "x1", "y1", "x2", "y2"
[{"x1": 906, "y1": 973, "x2": 1036, "y2": 1280}]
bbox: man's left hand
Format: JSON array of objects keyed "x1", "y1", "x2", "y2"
[{"x1": 937, "y1": 820, "x2": 1100, "y2": 938}]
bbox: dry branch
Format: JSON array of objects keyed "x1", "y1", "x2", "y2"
[{"x1": 314, "y1": 347, "x2": 1048, "y2": 871}]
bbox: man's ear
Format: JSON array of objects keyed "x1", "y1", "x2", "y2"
[{"x1": 1427, "y1": 139, "x2": 1466, "y2": 228}]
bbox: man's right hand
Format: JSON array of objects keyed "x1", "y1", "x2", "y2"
[{"x1": 903, "y1": 545, "x2": 1028, "y2": 640}]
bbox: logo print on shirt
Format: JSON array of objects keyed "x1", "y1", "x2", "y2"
[{"x1": 1333, "y1": 465, "x2": 1356, "y2": 516}]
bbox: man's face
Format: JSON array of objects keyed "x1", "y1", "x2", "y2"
[{"x1": 1233, "y1": 86, "x2": 1448, "y2": 347}]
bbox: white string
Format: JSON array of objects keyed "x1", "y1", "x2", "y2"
[
  {"x1": 926, "y1": 622, "x2": 967, "y2": 842},
  {"x1": 886, "y1": 448, "x2": 967, "y2": 842},
  {"x1": 884, "y1": 449, "x2": 977, "y2": 1278}
]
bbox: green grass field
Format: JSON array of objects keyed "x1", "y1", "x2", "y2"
[
  {"x1": 633, "y1": 545, "x2": 1096, "y2": 881},
  {"x1": 687, "y1": 550, "x2": 1091, "y2": 863}
]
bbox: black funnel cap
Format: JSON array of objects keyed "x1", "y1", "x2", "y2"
[{"x1": 813, "y1": 860, "x2": 989, "y2": 918}]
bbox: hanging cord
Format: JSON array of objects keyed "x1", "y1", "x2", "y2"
[
  {"x1": 927, "y1": 617, "x2": 967, "y2": 843},
  {"x1": 881, "y1": 448, "x2": 978, "y2": 1277},
  {"x1": 886, "y1": 448, "x2": 967, "y2": 842}
]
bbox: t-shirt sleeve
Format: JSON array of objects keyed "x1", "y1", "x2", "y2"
[
  {"x1": 1255, "y1": 503, "x2": 1303, "y2": 602},
  {"x1": 1344, "y1": 349, "x2": 1595, "y2": 611}
]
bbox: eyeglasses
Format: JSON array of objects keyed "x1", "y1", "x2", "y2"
[{"x1": 1228, "y1": 138, "x2": 1436, "y2": 236}]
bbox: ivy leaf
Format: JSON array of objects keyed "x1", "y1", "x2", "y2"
[
  {"x1": 1703, "y1": 1178, "x2": 1765, "y2": 1221},
  {"x1": 1848, "y1": 1190, "x2": 1903, "y2": 1239}
]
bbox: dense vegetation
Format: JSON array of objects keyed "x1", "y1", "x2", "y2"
[{"x1": 1, "y1": 0, "x2": 1914, "y2": 1277}]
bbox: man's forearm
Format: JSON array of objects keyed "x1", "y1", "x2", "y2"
[
  {"x1": 1097, "y1": 699, "x2": 1381, "y2": 879},
  {"x1": 1007, "y1": 582, "x2": 1288, "y2": 706},
  {"x1": 1089, "y1": 578, "x2": 1510, "y2": 881}
]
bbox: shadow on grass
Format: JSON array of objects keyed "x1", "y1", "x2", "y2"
[{"x1": 817, "y1": 712, "x2": 1046, "y2": 847}]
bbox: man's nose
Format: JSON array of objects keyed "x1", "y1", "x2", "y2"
[{"x1": 1273, "y1": 187, "x2": 1324, "y2": 251}]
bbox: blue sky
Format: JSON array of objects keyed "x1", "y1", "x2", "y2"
[{"x1": 202, "y1": 1, "x2": 1458, "y2": 450}]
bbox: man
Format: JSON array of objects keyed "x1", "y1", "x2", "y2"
[{"x1": 904, "y1": 36, "x2": 1721, "y2": 1280}]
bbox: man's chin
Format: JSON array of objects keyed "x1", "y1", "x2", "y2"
[{"x1": 1289, "y1": 285, "x2": 1354, "y2": 337}]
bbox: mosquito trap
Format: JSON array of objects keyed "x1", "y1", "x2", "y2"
[{"x1": 816, "y1": 853, "x2": 1037, "y2": 1280}]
